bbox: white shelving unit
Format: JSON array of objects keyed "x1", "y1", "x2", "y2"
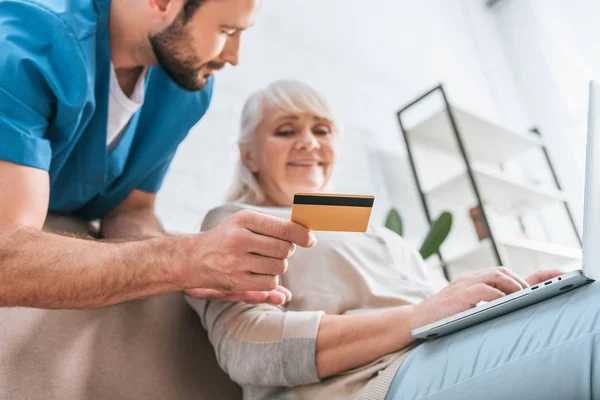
[
  {"x1": 445, "y1": 237, "x2": 582, "y2": 280},
  {"x1": 407, "y1": 107, "x2": 542, "y2": 164},
  {"x1": 423, "y1": 165, "x2": 565, "y2": 215},
  {"x1": 398, "y1": 87, "x2": 582, "y2": 279}
]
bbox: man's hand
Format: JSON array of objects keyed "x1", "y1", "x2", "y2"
[
  {"x1": 185, "y1": 285, "x2": 292, "y2": 305},
  {"x1": 179, "y1": 209, "x2": 316, "y2": 293},
  {"x1": 104, "y1": 195, "x2": 315, "y2": 305}
]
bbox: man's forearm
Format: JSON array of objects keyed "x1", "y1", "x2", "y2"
[
  {"x1": 101, "y1": 207, "x2": 166, "y2": 239},
  {"x1": 0, "y1": 226, "x2": 183, "y2": 309}
]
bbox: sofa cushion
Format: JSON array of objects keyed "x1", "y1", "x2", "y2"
[{"x1": 0, "y1": 214, "x2": 242, "y2": 399}]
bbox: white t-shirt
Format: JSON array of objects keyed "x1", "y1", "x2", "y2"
[{"x1": 106, "y1": 64, "x2": 147, "y2": 152}]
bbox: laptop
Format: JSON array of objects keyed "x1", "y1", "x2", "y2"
[{"x1": 411, "y1": 80, "x2": 600, "y2": 340}]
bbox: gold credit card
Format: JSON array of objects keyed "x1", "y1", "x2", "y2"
[{"x1": 291, "y1": 193, "x2": 375, "y2": 232}]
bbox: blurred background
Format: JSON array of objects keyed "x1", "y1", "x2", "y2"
[{"x1": 155, "y1": 0, "x2": 599, "y2": 283}]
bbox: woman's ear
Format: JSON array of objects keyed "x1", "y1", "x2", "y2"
[{"x1": 240, "y1": 147, "x2": 259, "y2": 173}]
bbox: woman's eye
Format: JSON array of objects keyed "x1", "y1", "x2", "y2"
[
  {"x1": 275, "y1": 130, "x2": 295, "y2": 137},
  {"x1": 222, "y1": 30, "x2": 235, "y2": 37},
  {"x1": 313, "y1": 128, "x2": 331, "y2": 136}
]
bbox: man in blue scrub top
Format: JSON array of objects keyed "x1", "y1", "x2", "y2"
[{"x1": 0, "y1": 0, "x2": 315, "y2": 397}]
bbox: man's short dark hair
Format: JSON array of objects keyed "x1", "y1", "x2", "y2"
[{"x1": 181, "y1": 0, "x2": 207, "y2": 23}]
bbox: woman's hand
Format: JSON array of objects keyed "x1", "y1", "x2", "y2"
[
  {"x1": 409, "y1": 267, "x2": 563, "y2": 330},
  {"x1": 525, "y1": 269, "x2": 564, "y2": 286}
]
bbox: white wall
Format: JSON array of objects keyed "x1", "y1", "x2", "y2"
[
  {"x1": 155, "y1": 0, "x2": 530, "y2": 254},
  {"x1": 490, "y1": 0, "x2": 597, "y2": 240}
]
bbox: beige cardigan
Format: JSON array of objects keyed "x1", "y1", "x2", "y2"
[{"x1": 187, "y1": 203, "x2": 438, "y2": 400}]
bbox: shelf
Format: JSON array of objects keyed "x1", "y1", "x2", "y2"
[
  {"x1": 445, "y1": 237, "x2": 582, "y2": 279},
  {"x1": 423, "y1": 165, "x2": 564, "y2": 215},
  {"x1": 407, "y1": 107, "x2": 541, "y2": 164},
  {"x1": 397, "y1": 88, "x2": 582, "y2": 281}
]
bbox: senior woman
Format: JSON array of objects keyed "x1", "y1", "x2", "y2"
[{"x1": 186, "y1": 80, "x2": 600, "y2": 400}]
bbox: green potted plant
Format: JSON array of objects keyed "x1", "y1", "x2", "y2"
[{"x1": 385, "y1": 208, "x2": 453, "y2": 260}]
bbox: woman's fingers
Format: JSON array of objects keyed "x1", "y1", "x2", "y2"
[
  {"x1": 413, "y1": 267, "x2": 557, "y2": 330},
  {"x1": 496, "y1": 267, "x2": 530, "y2": 289},
  {"x1": 463, "y1": 283, "x2": 506, "y2": 306},
  {"x1": 525, "y1": 269, "x2": 564, "y2": 286},
  {"x1": 468, "y1": 267, "x2": 526, "y2": 294}
]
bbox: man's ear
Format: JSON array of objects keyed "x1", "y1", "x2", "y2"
[
  {"x1": 240, "y1": 147, "x2": 259, "y2": 173},
  {"x1": 147, "y1": 0, "x2": 181, "y2": 20}
]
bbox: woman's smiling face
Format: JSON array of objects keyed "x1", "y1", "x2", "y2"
[{"x1": 242, "y1": 109, "x2": 338, "y2": 207}]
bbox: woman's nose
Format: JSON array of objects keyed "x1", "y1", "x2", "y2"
[{"x1": 295, "y1": 130, "x2": 320, "y2": 150}]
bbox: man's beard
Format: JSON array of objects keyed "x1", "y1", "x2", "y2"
[{"x1": 149, "y1": 18, "x2": 224, "y2": 91}]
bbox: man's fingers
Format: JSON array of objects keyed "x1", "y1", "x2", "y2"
[
  {"x1": 262, "y1": 291, "x2": 287, "y2": 305},
  {"x1": 248, "y1": 234, "x2": 296, "y2": 259},
  {"x1": 245, "y1": 254, "x2": 288, "y2": 276},
  {"x1": 236, "y1": 289, "x2": 289, "y2": 305},
  {"x1": 184, "y1": 288, "x2": 235, "y2": 300},
  {"x1": 241, "y1": 210, "x2": 316, "y2": 248},
  {"x1": 184, "y1": 288, "x2": 290, "y2": 305},
  {"x1": 238, "y1": 272, "x2": 280, "y2": 292},
  {"x1": 237, "y1": 285, "x2": 291, "y2": 304},
  {"x1": 235, "y1": 291, "x2": 271, "y2": 304},
  {"x1": 273, "y1": 285, "x2": 292, "y2": 302}
]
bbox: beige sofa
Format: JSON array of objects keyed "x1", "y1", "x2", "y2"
[{"x1": 0, "y1": 214, "x2": 242, "y2": 399}]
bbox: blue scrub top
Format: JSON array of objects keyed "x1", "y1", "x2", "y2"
[{"x1": 0, "y1": 0, "x2": 213, "y2": 220}]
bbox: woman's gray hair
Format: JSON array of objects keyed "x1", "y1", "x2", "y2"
[{"x1": 226, "y1": 80, "x2": 338, "y2": 205}]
